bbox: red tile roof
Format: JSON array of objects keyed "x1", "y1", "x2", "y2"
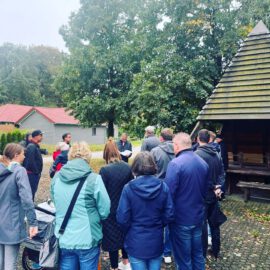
[
  {"x1": 0, "y1": 104, "x2": 80, "y2": 125},
  {"x1": 0, "y1": 104, "x2": 33, "y2": 124},
  {"x1": 35, "y1": 107, "x2": 79, "y2": 124}
]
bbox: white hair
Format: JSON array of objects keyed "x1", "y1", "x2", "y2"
[
  {"x1": 145, "y1": 126, "x2": 155, "y2": 134},
  {"x1": 173, "y1": 132, "x2": 192, "y2": 148}
]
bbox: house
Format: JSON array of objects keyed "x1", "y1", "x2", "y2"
[
  {"x1": 195, "y1": 21, "x2": 270, "y2": 199},
  {"x1": 0, "y1": 104, "x2": 109, "y2": 144}
]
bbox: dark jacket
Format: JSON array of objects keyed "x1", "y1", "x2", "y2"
[
  {"x1": 50, "y1": 150, "x2": 69, "y2": 178},
  {"x1": 141, "y1": 135, "x2": 160, "y2": 152},
  {"x1": 151, "y1": 141, "x2": 174, "y2": 179},
  {"x1": 195, "y1": 144, "x2": 224, "y2": 202},
  {"x1": 0, "y1": 163, "x2": 37, "y2": 244},
  {"x1": 219, "y1": 141, "x2": 229, "y2": 171},
  {"x1": 100, "y1": 161, "x2": 133, "y2": 251},
  {"x1": 117, "y1": 175, "x2": 174, "y2": 259},
  {"x1": 165, "y1": 149, "x2": 208, "y2": 226},
  {"x1": 116, "y1": 140, "x2": 132, "y2": 163},
  {"x1": 23, "y1": 143, "x2": 43, "y2": 174}
]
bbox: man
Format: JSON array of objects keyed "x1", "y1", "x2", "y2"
[
  {"x1": 141, "y1": 126, "x2": 160, "y2": 152},
  {"x1": 165, "y1": 132, "x2": 208, "y2": 270},
  {"x1": 116, "y1": 133, "x2": 132, "y2": 163},
  {"x1": 151, "y1": 128, "x2": 174, "y2": 264},
  {"x1": 62, "y1": 132, "x2": 72, "y2": 146},
  {"x1": 23, "y1": 130, "x2": 44, "y2": 200},
  {"x1": 215, "y1": 134, "x2": 229, "y2": 172},
  {"x1": 195, "y1": 129, "x2": 224, "y2": 259}
]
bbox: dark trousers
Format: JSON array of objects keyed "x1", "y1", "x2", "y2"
[
  {"x1": 109, "y1": 248, "x2": 128, "y2": 269},
  {"x1": 202, "y1": 201, "x2": 221, "y2": 258},
  {"x1": 28, "y1": 173, "x2": 41, "y2": 200}
]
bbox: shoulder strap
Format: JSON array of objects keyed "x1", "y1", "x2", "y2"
[{"x1": 58, "y1": 174, "x2": 89, "y2": 235}]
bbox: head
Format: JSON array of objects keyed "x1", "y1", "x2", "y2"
[
  {"x1": 145, "y1": 126, "x2": 155, "y2": 137},
  {"x1": 215, "y1": 134, "x2": 223, "y2": 143},
  {"x1": 31, "y1": 130, "x2": 43, "y2": 144},
  {"x1": 160, "y1": 128, "x2": 173, "y2": 142},
  {"x1": 209, "y1": 131, "x2": 216, "y2": 143},
  {"x1": 68, "y1": 141, "x2": 91, "y2": 163},
  {"x1": 131, "y1": 152, "x2": 157, "y2": 177},
  {"x1": 25, "y1": 133, "x2": 32, "y2": 144},
  {"x1": 197, "y1": 129, "x2": 210, "y2": 146},
  {"x1": 1, "y1": 143, "x2": 25, "y2": 164},
  {"x1": 62, "y1": 133, "x2": 72, "y2": 144},
  {"x1": 103, "y1": 137, "x2": 121, "y2": 164},
  {"x1": 59, "y1": 142, "x2": 70, "y2": 152},
  {"x1": 172, "y1": 132, "x2": 192, "y2": 155},
  {"x1": 120, "y1": 133, "x2": 128, "y2": 142}
]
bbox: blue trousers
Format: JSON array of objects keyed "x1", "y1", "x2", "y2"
[
  {"x1": 170, "y1": 224, "x2": 205, "y2": 270},
  {"x1": 128, "y1": 255, "x2": 162, "y2": 270},
  {"x1": 60, "y1": 246, "x2": 100, "y2": 270}
]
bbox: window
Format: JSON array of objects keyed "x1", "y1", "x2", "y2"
[{"x1": 92, "y1": 127, "x2": 96, "y2": 136}]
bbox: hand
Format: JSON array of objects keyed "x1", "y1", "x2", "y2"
[
  {"x1": 29, "y1": 226, "x2": 38, "y2": 239},
  {"x1": 214, "y1": 188, "x2": 222, "y2": 198}
]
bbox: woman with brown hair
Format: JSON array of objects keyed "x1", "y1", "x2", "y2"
[
  {"x1": 0, "y1": 143, "x2": 38, "y2": 270},
  {"x1": 100, "y1": 138, "x2": 133, "y2": 270}
]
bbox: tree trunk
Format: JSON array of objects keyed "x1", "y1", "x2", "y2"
[{"x1": 107, "y1": 120, "x2": 114, "y2": 137}]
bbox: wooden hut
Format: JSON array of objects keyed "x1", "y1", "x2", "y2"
[{"x1": 196, "y1": 21, "x2": 270, "y2": 201}]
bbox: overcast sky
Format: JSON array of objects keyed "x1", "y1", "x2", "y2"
[{"x1": 0, "y1": 0, "x2": 80, "y2": 51}]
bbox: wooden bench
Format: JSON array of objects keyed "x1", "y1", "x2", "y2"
[{"x1": 236, "y1": 181, "x2": 270, "y2": 202}]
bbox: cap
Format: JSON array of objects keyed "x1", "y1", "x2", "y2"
[{"x1": 32, "y1": 130, "x2": 43, "y2": 137}]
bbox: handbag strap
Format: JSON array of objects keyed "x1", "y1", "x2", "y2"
[{"x1": 58, "y1": 175, "x2": 89, "y2": 235}]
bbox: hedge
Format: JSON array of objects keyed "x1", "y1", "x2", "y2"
[{"x1": 0, "y1": 130, "x2": 27, "y2": 154}]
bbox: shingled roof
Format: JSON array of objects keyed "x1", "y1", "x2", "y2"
[{"x1": 197, "y1": 21, "x2": 270, "y2": 120}]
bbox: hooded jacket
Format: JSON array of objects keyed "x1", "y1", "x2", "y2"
[
  {"x1": 51, "y1": 158, "x2": 110, "y2": 249},
  {"x1": 0, "y1": 163, "x2": 37, "y2": 244},
  {"x1": 117, "y1": 175, "x2": 174, "y2": 259},
  {"x1": 195, "y1": 144, "x2": 224, "y2": 202},
  {"x1": 151, "y1": 141, "x2": 174, "y2": 179}
]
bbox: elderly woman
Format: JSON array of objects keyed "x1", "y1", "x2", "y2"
[
  {"x1": 51, "y1": 141, "x2": 111, "y2": 269},
  {"x1": 0, "y1": 143, "x2": 37, "y2": 270},
  {"x1": 117, "y1": 152, "x2": 174, "y2": 270},
  {"x1": 100, "y1": 138, "x2": 133, "y2": 270}
]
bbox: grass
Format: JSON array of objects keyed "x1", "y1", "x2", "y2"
[{"x1": 41, "y1": 140, "x2": 142, "y2": 155}]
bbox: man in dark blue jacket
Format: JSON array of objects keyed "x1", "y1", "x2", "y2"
[{"x1": 165, "y1": 132, "x2": 208, "y2": 270}]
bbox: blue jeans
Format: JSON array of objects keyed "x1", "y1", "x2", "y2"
[
  {"x1": 164, "y1": 226, "x2": 172, "y2": 256},
  {"x1": 170, "y1": 224, "x2": 205, "y2": 270},
  {"x1": 60, "y1": 246, "x2": 100, "y2": 270},
  {"x1": 129, "y1": 255, "x2": 162, "y2": 270}
]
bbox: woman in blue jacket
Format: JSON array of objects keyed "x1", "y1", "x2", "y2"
[{"x1": 117, "y1": 152, "x2": 174, "y2": 270}]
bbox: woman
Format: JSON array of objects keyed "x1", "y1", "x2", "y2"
[
  {"x1": 117, "y1": 152, "x2": 174, "y2": 270},
  {"x1": 0, "y1": 143, "x2": 38, "y2": 270},
  {"x1": 100, "y1": 138, "x2": 133, "y2": 270},
  {"x1": 51, "y1": 141, "x2": 111, "y2": 269}
]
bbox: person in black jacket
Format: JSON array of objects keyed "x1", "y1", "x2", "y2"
[
  {"x1": 100, "y1": 138, "x2": 133, "y2": 270},
  {"x1": 195, "y1": 129, "x2": 224, "y2": 259},
  {"x1": 116, "y1": 133, "x2": 132, "y2": 163},
  {"x1": 23, "y1": 130, "x2": 44, "y2": 200}
]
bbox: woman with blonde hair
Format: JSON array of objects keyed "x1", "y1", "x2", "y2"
[
  {"x1": 100, "y1": 138, "x2": 133, "y2": 270},
  {"x1": 0, "y1": 143, "x2": 37, "y2": 270},
  {"x1": 51, "y1": 141, "x2": 111, "y2": 269}
]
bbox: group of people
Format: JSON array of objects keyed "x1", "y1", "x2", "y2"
[{"x1": 0, "y1": 125, "x2": 228, "y2": 270}]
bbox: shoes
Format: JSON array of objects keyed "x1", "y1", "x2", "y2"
[
  {"x1": 118, "y1": 261, "x2": 131, "y2": 270},
  {"x1": 164, "y1": 256, "x2": 172, "y2": 264}
]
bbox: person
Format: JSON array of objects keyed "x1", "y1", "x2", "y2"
[
  {"x1": 0, "y1": 143, "x2": 38, "y2": 270},
  {"x1": 165, "y1": 132, "x2": 208, "y2": 270},
  {"x1": 23, "y1": 129, "x2": 44, "y2": 200},
  {"x1": 116, "y1": 133, "x2": 132, "y2": 163},
  {"x1": 51, "y1": 141, "x2": 111, "y2": 269},
  {"x1": 150, "y1": 128, "x2": 174, "y2": 263},
  {"x1": 52, "y1": 142, "x2": 61, "y2": 161},
  {"x1": 62, "y1": 132, "x2": 72, "y2": 146},
  {"x1": 49, "y1": 142, "x2": 69, "y2": 178},
  {"x1": 19, "y1": 133, "x2": 32, "y2": 149},
  {"x1": 141, "y1": 126, "x2": 160, "y2": 152},
  {"x1": 195, "y1": 129, "x2": 224, "y2": 259},
  {"x1": 100, "y1": 138, "x2": 133, "y2": 270},
  {"x1": 117, "y1": 152, "x2": 174, "y2": 270}
]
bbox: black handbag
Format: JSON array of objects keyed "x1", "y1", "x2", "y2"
[
  {"x1": 39, "y1": 175, "x2": 88, "y2": 268},
  {"x1": 209, "y1": 203, "x2": 227, "y2": 227}
]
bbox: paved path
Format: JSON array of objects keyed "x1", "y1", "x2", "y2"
[{"x1": 43, "y1": 146, "x2": 141, "y2": 163}]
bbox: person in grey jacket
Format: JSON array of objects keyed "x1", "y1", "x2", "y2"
[
  {"x1": 141, "y1": 126, "x2": 160, "y2": 152},
  {"x1": 0, "y1": 143, "x2": 38, "y2": 270},
  {"x1": 151, "y1": 128, "x2": 174, "y2": 264}
]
